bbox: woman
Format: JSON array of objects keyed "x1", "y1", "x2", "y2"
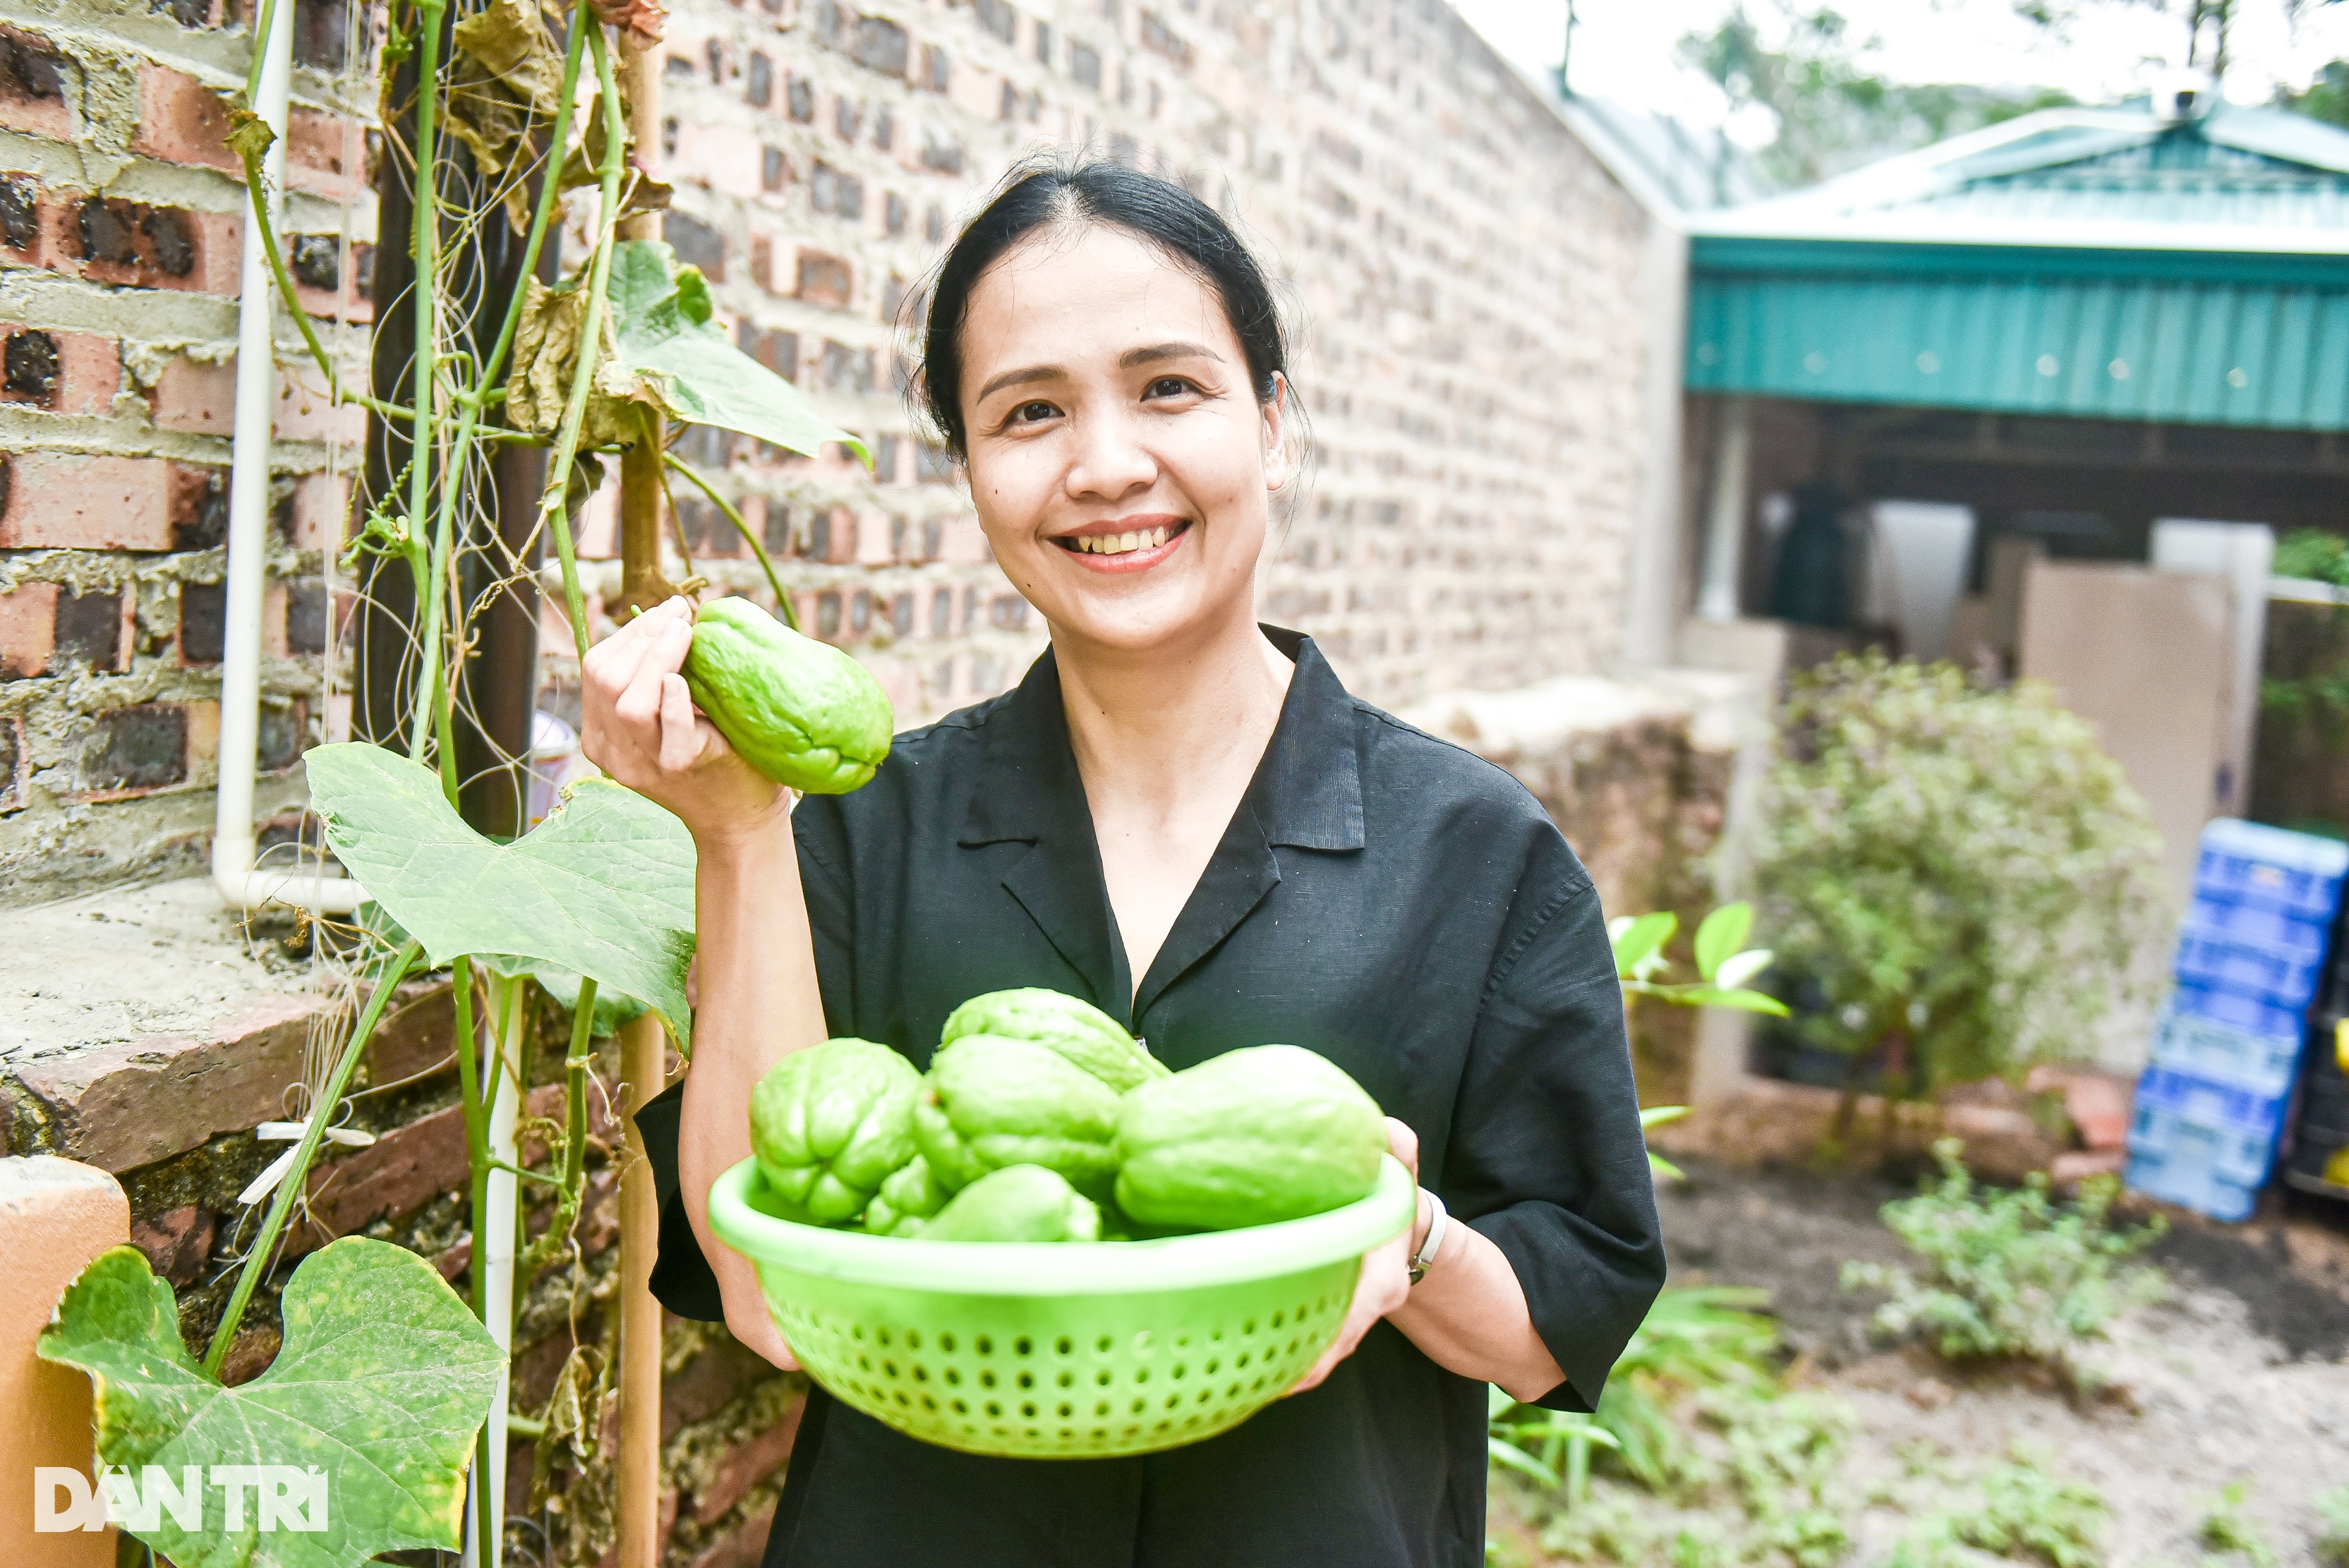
[{"x1": 588, "y1": 161, "x2": 1663, "y2": 1567}]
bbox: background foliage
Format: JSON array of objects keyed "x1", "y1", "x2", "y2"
[{"x1": 1751, "y1": 656, "x2": 2170, "y2": 1094}]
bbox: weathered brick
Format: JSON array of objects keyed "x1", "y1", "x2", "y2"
[
  {"x1": 0, "y1": 582, "x2": 59, "y2": 680},
  {"x1": 0, "y1": 453, "x2": 176, "y2": 550},
  {"x1": 793, "y1": 249, "x2": 851, "y2": 307},
  {"x1": 0, "y1": 28, "x2": 71, "y2": 140},
  {"x1": 285, "y1": 107, "x2": 365, "y2": 198},
  {"x1": 179, "y1": 579, "x2": 225, "y2": 664},
  {"x1": 11, "y1": 992, "x2": 323, "y2": 1171},
  {"x1": 53, "y1": 586, "x2": 125, "y2": 672},
  {"x1": 150, "y1": 351, "x2": 236, "y2": 435},
  {"x1": 0, "y1": 327, "x2": 121, "y2": 415},
  {"x1": 130, "y1": 1202, "x2": 215, "y2": 1286},
  {"x1": 687, "y1": 1500, "x2": 777, "y2": 1568},
  {"x1": 84, "y1": 703, "x2": 191, "y2": 794},
  {"x1": 133, "y1": 64, "x2": 240, "y2": 173},
  {"x1": 692, "y1": 1391, "x2": 802, "y2": 1521},
  {"x1": 170, "y1": 462, "x2": 229, "y2": 550},
  {"x1": 59, "y1": 195, "x2": 239, "y2": 294}
]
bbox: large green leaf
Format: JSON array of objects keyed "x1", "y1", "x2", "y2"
[
  {"x1": 608, "y1": 240, "x2": 870, "y2": 465},
  {"x1": 305, "y1": 742, "x2": 696, "y2": 1044},
  {"x1": 37, "y1": 1239, "x2": 502, "y2": 1568}
]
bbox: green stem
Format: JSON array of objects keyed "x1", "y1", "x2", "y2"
[
  {"x1": 663, "y1": 450, "x2": 799, "y2": 630},
  {"x1": 532, "y1": 23, "x2": 630, "y2": 664},
  {"x1": 518, "y1": 976, "x2": 598, "y2": 1284},
  {"x1": 404, "y1": 0, "x2": 448, "y2": 768},
  {"x1": 202, "y1": 940, "x2": 422, "y2": 1378}
]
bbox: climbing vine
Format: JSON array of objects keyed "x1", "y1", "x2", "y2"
[{"x1": 43, "y1": 0, "x2": 863, "y2": 1561}]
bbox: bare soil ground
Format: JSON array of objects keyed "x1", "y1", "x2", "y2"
[{"x1": 1498, "y1": 1157, "x2": 2349, "y2": 1567}]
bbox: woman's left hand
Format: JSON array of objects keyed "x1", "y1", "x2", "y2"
[{"x1": 1286, "y1": 1116, "x2": 1421, "y2": 1395}]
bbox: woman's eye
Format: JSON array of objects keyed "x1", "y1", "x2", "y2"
[
  {"x1": 1144, "y1": 377, "x2": 1197, "y2": 400},
  {"x1": 1009, "y1": 400, "x2": 1059, "y2": 424}
]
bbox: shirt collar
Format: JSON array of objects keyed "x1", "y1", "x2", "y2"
[{"x1": 958, "y1": 626, "x2": 1366, "y2": 853}]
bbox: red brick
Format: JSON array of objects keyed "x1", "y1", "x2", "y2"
[
  {"x1": 133, "y1": 64, "x2": 239, "y2": 174},
  {"x1": 11, "y1": 991, "x2": 322, "y2": 1171},
  {"x1": 0, "y1": 453, "x2": 176, "y2": 550},
  {"x1": 686, "y1": 1498, "x2": 777, "y2": 1568},
  {"x1": 0, "y1": 327, "x2": 120, "y2": 414},
  {"x1": 660, "y1": 1338, "x2": 779, "y2": 1442},
  {"x1": 0, "y1": 29, "x2": 71, "y2": 140},
  {"x1": 56, "y1": 194, "x2": 240, "y2": 295},
  {"x1": 285, "y1": 107, "x2": 364, "y2": 199},
  {"x1": 130, "y1": 1203, "x2": 215, "y2": 1286},
  {"x1": 0, "y1": 581, "x2": 58, "y2": 678},
  {"x1": 289, "y1": 471, "x2": 350, "y2": 551},
  {"x1": 150, "y1": 351, "x2": 236, "y2": 435},
  {"x1": 794, "y1": 248, "x2": 852, "y2": 307},
  {"x1": 272, "y1": 363, "x2": 364, "y2": 444},
  {"x1": 292, "y1": 1080, "x2": 617, "y2": 1253},
  {"x1": 692, "y1": 1392, "x2": 802, "y2": 1521}
]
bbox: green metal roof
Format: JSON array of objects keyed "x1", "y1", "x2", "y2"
[{"x1": 1684, "y1": 104, "x2": 2349, "y2": 429}]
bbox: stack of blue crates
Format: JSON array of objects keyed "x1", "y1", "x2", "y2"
[{"x1": 2125, "y1": 820, "x2": 2349, "y2": 1222}]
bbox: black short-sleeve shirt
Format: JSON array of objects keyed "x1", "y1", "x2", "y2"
[{"x1": 639, "y1": 628, "x2": 1665, "y2": 1568}]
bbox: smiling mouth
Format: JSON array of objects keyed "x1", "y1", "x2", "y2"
[{"x1": 1056, "y1": 521, "x2": 1190, "y2": 557}]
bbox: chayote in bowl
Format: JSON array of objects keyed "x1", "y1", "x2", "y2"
[
  {"x1": 939, "y1": 987, "x2": 1169, "y2": 1094},
  {"x1": 920, "y1": 1164, "x2": 1101, "y2": 1243},
  {"x1": 912, "y1": 1034, "x2": 1122, "y2": 1202},
  {"x1": 749, "y1": 1037, "x2": 921, "y2": 1225}
]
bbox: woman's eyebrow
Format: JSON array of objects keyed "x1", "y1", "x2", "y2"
[
  {"x1": 974, "y1": 363, "x2": 1063, "y2": 403},
  {"x1": 1121, "y1": 341, "x2": 1222, "y2": 368}
]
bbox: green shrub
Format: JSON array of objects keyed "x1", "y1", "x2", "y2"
[
  {"x1": 1753, "y1": 655, "x2": 2169, "y2": 1094},
  {"x1": 1842, "y1": 1140, "x2": 2165, "y2": 1381}
]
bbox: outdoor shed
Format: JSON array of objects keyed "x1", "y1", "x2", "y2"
[{"x1": 1674, "y1": 89, "x2": 2349, "y2": 908}]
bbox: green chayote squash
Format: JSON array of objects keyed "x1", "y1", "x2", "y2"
[
  {"x1": 920, "y1": 1164, "x2": 1101, "y2": 1243},
  {"x1": 939, "y1": 987, "x2": 1169, "y2": 1093},
  {"x1": 682, "y1": 596, "x2": 893, "y2": 794},
  {"x1": 1113, "y1": 1045, "x2": 1387, "y2": 1231},
  {"x1": 912, "y1": 1035, "x2": 1122, "y2": 1201},
  {"x1": 748, "y1": 1037, "x2": 921, "y2": 1224},
  {"x1": 862, "y1": 1154, "x2": 949, "y2": 1238}
]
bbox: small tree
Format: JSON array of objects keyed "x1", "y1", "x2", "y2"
[{"x1": 1752, "y1": 655, "x2": 2169, "y2": 1102}]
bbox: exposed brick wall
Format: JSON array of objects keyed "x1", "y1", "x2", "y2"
[
  {"x1": 0, "y1": 0, "x2": 370, "y2": 908},
  {"x1": 581, "y1": 0, "x2": 1660, "y2": 716},
  {"x1": 0, "y1": 0, "x2": 1659, "y2": 903}
]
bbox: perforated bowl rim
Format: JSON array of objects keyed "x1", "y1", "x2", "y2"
[{"x1": 707, "y1": 1154, "x2": 1415, "y2": 1295}]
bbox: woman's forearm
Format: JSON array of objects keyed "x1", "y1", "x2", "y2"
[
  {"x1": 1385, "y1": 1209, "x2": 1569, "y2": 1405},
  {"x1": 676, "y1": 815, "x2": 828, "y2": 1334}
]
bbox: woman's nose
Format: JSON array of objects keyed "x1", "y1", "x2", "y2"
[{"x1": 1064, "y1": 409, "x2": 1157, "y2": 501}]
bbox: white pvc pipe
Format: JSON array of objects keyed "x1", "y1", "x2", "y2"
[
  {"x1": 215, "y1": 0, "x2": 366, "y2": 915},
  {"x1": 464, "y1": 975, "x2": 525, "y2": 1568}
]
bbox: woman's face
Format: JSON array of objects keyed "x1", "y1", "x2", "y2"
[{"x1": 956, "y1": 222, "x2": 1288, "y2": 656}]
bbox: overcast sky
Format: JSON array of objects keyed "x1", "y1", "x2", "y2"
[{"x1": 1453, "y1": 0, "x2": 2349, "y2": 133}]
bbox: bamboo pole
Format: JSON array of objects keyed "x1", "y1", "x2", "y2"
[{"x1": 614, "y1": 31, "x2": 668, "y2": 1568}]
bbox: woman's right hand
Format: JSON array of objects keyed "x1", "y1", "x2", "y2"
[
  {"x1": 580, "y1": 596, "x2": 789, "y2": 848},
  {"x1": 721, "y1": 1270, "x2": 801, "y2": 1373}
]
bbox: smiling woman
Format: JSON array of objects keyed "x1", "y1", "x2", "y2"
[{"x1": 589, "y1": 159, "x2": 1665, "y2": 1568}]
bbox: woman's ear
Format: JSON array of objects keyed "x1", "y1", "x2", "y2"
[{"x1": 1261, "y1": 373, "x2": 1292, "y2": 494}]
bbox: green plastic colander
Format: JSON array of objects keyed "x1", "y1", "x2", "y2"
[{"x1": 706, "y1": 1154, "x2": 1415, "y2": 1459}]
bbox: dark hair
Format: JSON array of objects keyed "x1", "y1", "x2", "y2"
[{"x1": 917, "y1": 159, "x2": 1289, "y2": 460}]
